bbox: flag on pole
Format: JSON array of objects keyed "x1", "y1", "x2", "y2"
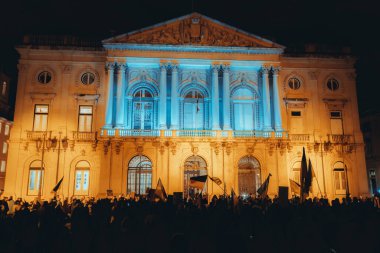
[
  {"x1": 300, "y1": 147, "x2": 308, "y2": 202},
  {"x1": 189, "y1": 175, "x2": 208, "y2": 190},
  {"x1": 289, "y1": 179, "x2": 301, "y2": 196},
  {"x1": 257, "y1": 173, "x2": 272, "y2": 198},
  {"x1": 52, "y1": 176, "x2": 64, "y2": 193},
  {"x1": 154, "y1": 178, "x2": 167, "y2": 201},
  {"x1": 209, "y1": 176, "x2": 222, "y2": 185},
  {"x1": 304, "y1": 159, "x2": 313, "y2": 196}
]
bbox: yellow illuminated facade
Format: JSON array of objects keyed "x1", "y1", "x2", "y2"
[{"x1": 4, "y1": 13, "x2": 369, "y2": 200}]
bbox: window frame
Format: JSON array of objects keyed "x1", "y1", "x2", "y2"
[
  {"x1": 28, "y1": 166, "x2": 44, "y2": 196},
  {"x1": 33, "y1": 104, "x2": 49, "y2": 131},
  {"x1": 78, "y1": 105, "x2": 93, "y2": 132},
  {"x1": 37, "y1": 71, "x2": 52, "y2": 85}
]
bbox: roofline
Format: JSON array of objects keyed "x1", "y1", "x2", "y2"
[{"x1": 102, "y1": 12, "x2": 285, "y2": 49}]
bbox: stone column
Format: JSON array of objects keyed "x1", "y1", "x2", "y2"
[
  {"x1": 272, "y1": 67, "x2": 283, "y2": 131},
  {"x1": 262, "y1": 66, "x2": 272, "y2": 130},
  {"x1": 159, "y1": 64, "x2": 167, "y2": 129},
  {"x1": 126, "y1": 97, "x2": 132, "y2": 129},
  {"x1": 170, "y1": 65, "x2": 179, "y2": 129},
  {"x1": 222, "y1": 65, "x2": 231, "y2": 130},
  {"x1": 116, "y1": 63, "x2": 127, "y2": 128},
  {"x1": 211, "y1": 65, "x2": 220, "y2": 130},
  {"x1": 105, "y1": 62, "x2": 115, "y2": 128}
]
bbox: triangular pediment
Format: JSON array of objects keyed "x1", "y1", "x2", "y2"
[{"x1": 103, "y1": 13, "x2": 284, "y2": 49}]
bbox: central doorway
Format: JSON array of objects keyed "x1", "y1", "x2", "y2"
[
  {"x1": 238, "y1": 156, "x2": 261, "y2": 197},
  {"x1": 184, "y1": 155, "x2": 207, "y2": 198}
]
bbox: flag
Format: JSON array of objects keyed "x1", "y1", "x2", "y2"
[
  {"x1": 289, "y1": 179, "x2": 301, "y2": 196},
  {"x1": 300, "y1": 147, "x2": 308, "y2": 202},
  {"x1": 51, "y1": 176, "x2": 64, "y2": 193},
  {"x1": 189, "y1": 175, "x2": 208, "y2": 190},
  {"x1": 304, "y1": 159, "x2": 313, "y2": 196},
  {"x1": 154, "y1": 178, "x2": 167, "y2": 201},
  {"x1": 257, "y1": 173, "x2": 272, "y2": 198},
  {"x1": 209, "y1": 176, "x2": 222, "y2": 185}
]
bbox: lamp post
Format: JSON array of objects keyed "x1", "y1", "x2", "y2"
[
  {"x1": 50, "y1": 132, "x2": 69, "y2": 197},
  {"x1": 36, "y1": 131, "x2": 68, "y2": 200}
]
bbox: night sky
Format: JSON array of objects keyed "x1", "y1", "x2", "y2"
[{"x1": 1, "y1": 0, "x2": 379, "y2": 118}]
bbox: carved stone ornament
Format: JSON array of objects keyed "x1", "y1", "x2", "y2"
[
  {"x1": 308, "y1": 71, "x2": 320, "y2": 80},
  {"x1": 92, "y1": 140, "x2": 98, "y2": 151},
  {"x1": 105, "y1": 14, "x2": 276, "y2": 48},
  {"x1": 103, "y1": 139, "x2": 111, "y2": 155},
  {"x1": 62, "y1": 65, "x2": 73, "y2": 74},
  {"x1": 114, "y1": 142, "x2": 121, "y2": 155},
  {"x1": 211, "y1": 142, "x2": 222, "y2": 155},
  {"x1": 223, "y1": 142, "x2": 233, "y2": 156},
  {"x1": 277, "y1": 141, "x2": 287, "y2": 156},
  {"x1": 191, "y1": 144, "x2": 199, "y2": 155},
  {"x1": 168, "y1": 141, "x2": 177, "y2": 155},
  {"x1": 268, "y1": 142, "x2": 276, "y2": 156}
]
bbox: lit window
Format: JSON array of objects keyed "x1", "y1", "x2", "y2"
[
  {"x1": 133, "y1": 89, "x2": 153, "y2": 130},
  {"x1": 327, "y1": 78, "x2": 339, "y2": 91},
  {"x1": 334, "y1": 162, "x2": 347, "y2": 195},
  {"x1": 288, "y1": 78, "x2": 301, "y2": 90},
  {"x1": 33, "y1": 105, "x2": 49, "y2": 131},
  {"x1": 74, "y1": 161, "x2": 90, "y2": 195},
  {"x1": 2, "y1": 142, "x2": 7, "y2": 154},
  {"x1": 81, "y1": 72, "x2": 95, "y2": 85},
  {"x1": 37, "y1": 71, "x2": 52, "y2": 84},
  {"x1": 2, "y1": 81, "x2": 6, "y2": 95},
  {"x1": 78, "y1": 106, "x2": 93, "y2": 132},
  {"x1": 128, "y1": 155, "x2": 152, "y2": 195},
  {"x1": 28, "y1": 160, "x2": 44, "y2": 195},
  {"x1": 4, "y1": 125, "x2": 9, "y2": 135},
  {"x1": 0, "y1": 161, "x2": 5, "y2": 173}
]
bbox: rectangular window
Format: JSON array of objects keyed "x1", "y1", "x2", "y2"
[
  {"x1": 28, "y1": 169, "x2": 44, "y2": 195},
  {"x1": 330, "y1": 111, "x2": 343, "y2": 135},
  {"x1": 291, "y1": 111, "x2": 301, "y2": 117},
  {"x1": 2, "y1": 142, "x2": 7, "y2": 154},
  {"x1": 78, "y1": 106, "x2": 93, "y2": 132},
  {"x1": 33, "y1": 105, "x2": 49, "y2": 131},
  {"x1": 0, "y1": 161, "x2": 5, "y2": 173},
  {"x1": 334, "y1": 169, "x2": 347, "y2": 195},
  {"x1": 4, "y1": 125, "x2": 9, "y2": 135},
  {"x1": 74, "y1": 170, "x2": 90, "y2": 195},
  {"x1": 2, "y1": 81, "x2": 6, "y2": 96}
]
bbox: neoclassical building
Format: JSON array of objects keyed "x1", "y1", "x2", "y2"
[{"x1": 4, "y1": 13, "x2": 369, "y2": 200}]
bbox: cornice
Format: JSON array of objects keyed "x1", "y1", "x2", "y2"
[{"x1": 103, "y1": 43, "x2": 284, "y2": 55}]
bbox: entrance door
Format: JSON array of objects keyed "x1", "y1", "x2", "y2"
[
  {"x1": 238, "y1": 156, "x2": 261, "y2": 197},
  {"x1": 184, "y1": 155, "x2": 207, "y2": 198}
]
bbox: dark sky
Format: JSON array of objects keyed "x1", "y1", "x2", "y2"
[{"x1": 1, "y1": 0, "x2": 379, "y2": 116}]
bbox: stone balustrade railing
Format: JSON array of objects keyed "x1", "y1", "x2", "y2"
[{"x1": 100, "y1": 129, "x2": 288, "y2": 139}]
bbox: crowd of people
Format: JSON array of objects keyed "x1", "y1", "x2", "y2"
[{"x1": 0, "y1": 194, "x2": 379, "y2": 253}]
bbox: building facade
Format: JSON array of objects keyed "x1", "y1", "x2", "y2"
[
  {"x1": 4, "y1": 13, "x2": 369, "y2": 200},
  {"x1": 0, "y1": 71, "x2": 13, "y2": 192}
]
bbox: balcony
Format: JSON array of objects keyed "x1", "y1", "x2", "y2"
[
  {"x1": 329, "y1": 134, "x2": 352, "y2": 143},
  {"x1": 72, "y1": 131, "x2": 97, "y2": 142},
  {"x1": 289, "y1": 134, "x2": 310, "y2": 142},
  {"x1": 26, "y1": 131, "x2": 52, "y2": 141},
  {"x1": 100, "y1": 129, "x2": 288, "y2": 139}
]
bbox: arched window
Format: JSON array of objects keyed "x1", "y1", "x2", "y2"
[
  {"x1": 292, "y1": 161, "x2": 301, "y2": 184},
  {"x1": 184, "y1": 155, "x2": 207, "y2": 198},
  {"x1": 238, "y1": 156, "x2": 261, "y2": 197},
  {"x1": 128, "y1": 155, "x2": 152, "y2": 194},
  {"x1": 132, "y1": 88, "x2": 154, "y2": 130},
  {"x1": 74, "y1": 161, "x2": 90, "y2": 196},
  {"x1": 232, "y1": 87, "x2": 256, "y2": 130},
  {"x1": 183, "y1": 90, "x2": 204, "y2": 129},
  {"x1": 333, "y1": 162, "x2": 347, "y2": 195},
  {"x1": 28, "y1": 160, "x2": 44, "y2": 195}
]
